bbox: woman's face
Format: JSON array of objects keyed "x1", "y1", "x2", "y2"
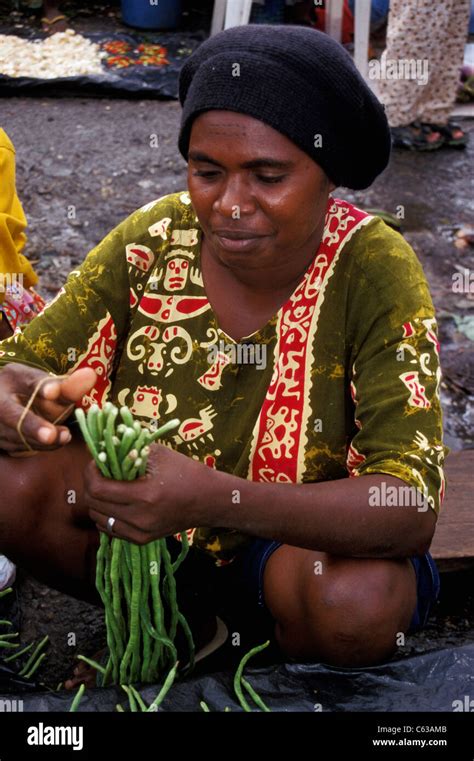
[{"x1": 187, "y1": 111, "x2": 334, "y2": 277}]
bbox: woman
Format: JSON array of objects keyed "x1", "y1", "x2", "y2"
[{"x1": 0, "y1": 25, "x2": 446, "y2": 681}]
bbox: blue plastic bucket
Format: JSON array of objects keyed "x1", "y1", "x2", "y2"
[{"x1": 121, "y1": 0, "x2": 183, "y2": 30}]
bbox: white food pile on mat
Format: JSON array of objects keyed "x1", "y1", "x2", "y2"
[{"x1": 0, "y1": 30, "x2": 105, "y2": 79}]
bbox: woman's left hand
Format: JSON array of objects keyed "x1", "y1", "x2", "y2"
[{"x1": 83, "y1": 443, "x2": 214, "y2": 544}]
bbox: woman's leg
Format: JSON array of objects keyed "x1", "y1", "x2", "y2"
[
  {"x1": 0, "y1": 435, "x2": 100, "y2": 603},
  {"x1": 417, "y1": 0, "x2": 471, "y2": 125},
  {"x1": 263, "y1": 545, "x2": 417, "y2": 667}
]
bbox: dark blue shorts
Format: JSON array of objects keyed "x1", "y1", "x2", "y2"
[{"x1": 206, "y1": 538, "x2": 441, "y2": 639}]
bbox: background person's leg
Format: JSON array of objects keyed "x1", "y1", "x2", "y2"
[
  {"x1": 41, "y1": 0, "x2": 67, "y2": 33},
  {"x1": 416, "y1": 0, "x2": 471, "y2": 126}
]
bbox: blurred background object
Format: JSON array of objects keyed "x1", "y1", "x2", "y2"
[{"x1": 121, "y1": 0, "x2": 183, "y2": 31}]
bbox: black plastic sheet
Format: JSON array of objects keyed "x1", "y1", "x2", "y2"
[
  {"x1": 0, "y1": 31, "x2": 204, "y2": 97},
  {"x1": 1, "y1": 645, "x2": 473, "y2": 712}
]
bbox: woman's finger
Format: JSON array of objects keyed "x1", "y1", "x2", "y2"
[
  {"x1": 40, "y1": 368, "x2": 97, "y2": 406},
  {"x1": 83, "y1": 461, "x2": 145, "y2": 505},
  {"x1": 93, "y1": 514, "x2": 150, "y2": 545},
  {"x1": 0, "y1": 397, "x2": 71, "y2": 449}
]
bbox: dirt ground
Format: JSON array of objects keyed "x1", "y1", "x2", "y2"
[{"x1": 1, "y1": 4, "x2": 473, "y2": 692}]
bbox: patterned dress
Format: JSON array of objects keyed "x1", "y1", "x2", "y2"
[
  {"x1": 0, "y1": 128, "x2": 45, "y2": 333},
  {"x1": 0, "y1": 191, "x2": 448, "y2": 565},
  {"x1": 376, "y1": 0, "x2": 471, "y2": 126}
]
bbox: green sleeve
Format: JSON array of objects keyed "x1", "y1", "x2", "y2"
[
  {"x1": 346, "y1": 219, "x2": 448, "y2": 515},
  {"x1": 0, "y1": 193, "x2": 180, "y2": 389},
  {"x1": 0, "y1": 218, "x2": 132, "y2": 379}
]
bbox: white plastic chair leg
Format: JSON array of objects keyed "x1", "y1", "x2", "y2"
[
  {"x1": 325, "y1": 0, "x2": 344, "y2": 42},
  {"x1": 224, "y1": 0, "x2": 253, "y2": 29},
  {"x1": 354, "y1": 0, "x2": 371, "y2": 78},
  {"x1": 211, "y1": 0, "x2": 227, "y2": 35}
]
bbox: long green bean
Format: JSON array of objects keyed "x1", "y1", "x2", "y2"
[
  {"x1": 122, "y1": 684, "x2": 138, "y2": 712},
  {"x1": 19, "y1": 635, "x2": 49, "y2": 677},
  {"x1": 75, "y1": 408, "x2": 110, "y2": 478},
  {"x1": 147, "y1": 418, "x2": 180, "y2": 443},
  {"x1": 76, "y1": 654, "x2": 106, "y2": 676},
  {"x1": 69, "y1": 683, "x2": 85, "y2": 713},
  {"x1": 171, "y1": 530, "x2": 190, "y2": 574},
  {"x1": 86, "y1": 404, "x2": 100, "y2": 445},
  {"x1": 22, "y1": 651, "x2": 47, "y2": 679},
  {"x1": 233, "y1": 640, "x2": 270, "y2": 712},
  {"x1": 161, "y1": 540, "x2": 179, "y2": 642},
  {"x1": 241, "y1": 677, "x2": 271, "y2": 712},
  {"x1": 3, "y1": 640, "x2": 34, "y2": 663},
  {"x1": 140, "y1": 547, "x2": 152, "y2": 683},
  {"x1": 103, "y1": 406, "x2": 122, "y2": 480},
  {"x1": 147, "y1": 661, "x2": 178, "y2": 712},
  {"x1": 111, "y1": 540, "x2": 126, "y2": 641},
  {"x1": 128, "y1": 685, "x2": 148, "y2": 712},
  {"x1": 119, "y1": 544, "x2": 141, "y2": 683}
]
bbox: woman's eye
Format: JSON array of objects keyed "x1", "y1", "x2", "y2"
[
  {"x1": 192, "y1": 171, "x2": 286, "y2": 184},
  {"x1": 193, "y1": 171, "x2": 219, "y2": 179},
  {"x1": 257, "y1": 175, "x2": 286, "y2": 184}
]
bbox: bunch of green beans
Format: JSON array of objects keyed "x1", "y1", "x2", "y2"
[
  {"x1": 75, "y1": 402, "x2": 180, "y2": 482},
  {"x1": 74, "y1": 403, "x2": 195, "y2": 687}
]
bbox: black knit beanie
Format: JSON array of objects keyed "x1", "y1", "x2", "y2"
[{"x1": 178, "y1": 24, "x2": 390, "y2": 190}]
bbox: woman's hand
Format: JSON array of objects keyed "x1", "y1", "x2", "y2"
[
  {"x1": 0, "y1": 364, "x2": 97, "y2": 452},
  {"x1": 84, "y1": 442, "x2": 216, "y2": 543}
]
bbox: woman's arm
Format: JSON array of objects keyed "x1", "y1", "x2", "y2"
[
  {"x1": 84, "y1": 443, "x2": 436, "y2": 559},
  {"x1": 203, "y1": 469, "x2": 437, "y2": 558}
]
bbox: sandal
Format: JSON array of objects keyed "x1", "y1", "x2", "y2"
[
  {"x1": 422, "y1": 121, "x2": 468, "y2": 149},
  {"x1": 41, "y1": 14, "x2": 67, "y2": 35},
  {"x1": 391, "y1": 121, "x2": 444, "y2": 151}
]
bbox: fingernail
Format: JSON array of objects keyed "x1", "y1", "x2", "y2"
[
  {"x1": 42, "y1": 382, "x2": 57, "y2": 399},
  {"x1": 59, "y1": 430, "x2": 72, "y2": 444},
  {"x1": 37, "y1": 427, "x2": 54, "y2": 443}
]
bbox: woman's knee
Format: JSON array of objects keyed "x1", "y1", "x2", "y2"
[
  {"x1": 314, "y1": 557, "x2": 416, "y2": 665},
  {"x1": 266, "y1": 548, "x2": 417, "y2": 666}
]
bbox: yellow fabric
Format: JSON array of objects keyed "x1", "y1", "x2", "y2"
[{"x1": 0, "y1": 128, "x2": 38, "y2": 309}]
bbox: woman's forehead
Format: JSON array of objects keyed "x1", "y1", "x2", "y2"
[
  {"x1": 193, "y1": 111, "x2": 270, "y2": 133},
  {"x1": 190, "y1": 111, "x2": 299, "y2": 152}
]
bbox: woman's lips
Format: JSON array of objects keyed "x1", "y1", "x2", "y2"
[{"x1": 215, "y1": 233, "x2": 266, "y2": 252}]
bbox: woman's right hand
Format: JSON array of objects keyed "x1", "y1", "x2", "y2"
[{"x1": 0, "y1": 365, "x2": 97, "y2": 453}]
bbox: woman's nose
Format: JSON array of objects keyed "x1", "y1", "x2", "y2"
[{"x1": 212, "y1": 176, "x2": 256, "y2": 218}]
